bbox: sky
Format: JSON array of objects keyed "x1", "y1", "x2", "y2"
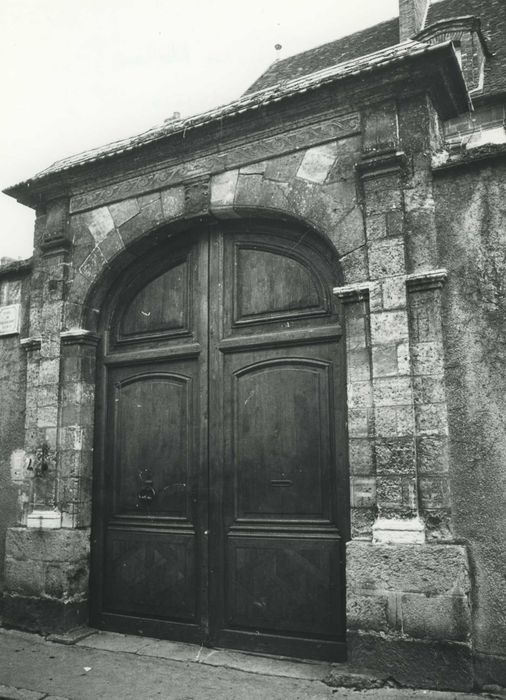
[{"x1": 0, "y1": 0, "x2": 400, "y2": 260}]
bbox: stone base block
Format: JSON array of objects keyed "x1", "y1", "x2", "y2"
[
  {"x1": 2, "y1": 593, "x2": 88, "y2": 634},
  {"x1": 474, "y1": 652, "x2": 506, "y2": 690},
  {"x1": 346, "y1": 540, "x2": 471, "y2": 642},
  {"x1": 348, "y1": 631, "x2": 473, "y2": 691}
]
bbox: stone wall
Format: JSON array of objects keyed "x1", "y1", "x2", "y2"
[
  {"x1": 0, "y1": 261, "x2": 30, "y2": 602},
  {"x1": 434, "y1": 156, "x2": 506, "y2": 686}
]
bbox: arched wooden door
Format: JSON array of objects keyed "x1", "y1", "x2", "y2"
[{"x1": 90, "y1": 223, "x2": 348, "y2": 661}]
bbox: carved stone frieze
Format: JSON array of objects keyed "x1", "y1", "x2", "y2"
[{"x1": 69, "y1": 112, "x2": 360, "y2": 214}]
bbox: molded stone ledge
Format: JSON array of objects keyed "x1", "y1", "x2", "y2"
[
  {"x1": 406, "y1": 268, "x2": 448, "y2": 292},
  {"x1": 333, "y1": 281, "x2": 371, "y2": 303},
  {"x1": 20, "y1": 336, "x2": 42, "y2": 352},
  {"x1": 60, "y1": 329, "x2": 100, "y2": 347}
]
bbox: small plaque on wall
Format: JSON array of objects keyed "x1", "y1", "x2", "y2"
[{"x1": 0, "y1": 304, "x2": 21, "y2": 336}]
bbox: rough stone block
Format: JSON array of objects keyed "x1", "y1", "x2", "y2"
[
  {"x1": 5, "y1": 557, "x2": 45, "y2": 596},
  {"x1": 347, "y1": 348, "x2": 370, "y2": 381},
  {"x1": 382, "y1": 277, "x2": 406, "y2": 310},
  {"x1": 351, "y1": 476, "x2": 376, "y2": 507},
  {"x1": 81, "y1": 207, "x2": 115, "y2": 244},
  {"x1": 400, "y1": 593, "x2": 471, "y2": 641},
  {"x1": 419, "y1": 475, "x2": 451, "y2": 509},
  {"x1": 348, "y1": 407, "x2": 374, "y2": 438},
  {"x1": 334, "y1": 205, "x2": 366, "y2": 257},
  {"x1": 264, "y1": 152, "x2": 304, "y2": 182},
  {"x1": 160, "y1": 186, "x2": 185, "y2": 219},
  {"x1": 210, "y1": 170, "x2": 239, "y2": 209},
  {"x1": 375, "y1": 476, "x2": 404, "y2": 506},
  {"x1": 346, "y1": 541, "x2": 470, "y2": 596},
  {"x1": 45, "y1": 560, "x2": 89, "y2": 599},
  {"x1": 349, "y1": 438, "x2": 375, "y2": 475},
  {"x1": 366, "y1": 214, "x2": 387, "y2": 241},
  {"x1": 412, "y1": 375, "x2": 446, "y2": 405},
  {"x1": 79, "y1": 247, "x2": 108, "y2": 281},
  {"x1": 375, "y1": 405, "x2": 414, "y2": 438},
  {"x1": 5, "y1": 527, "x2": 90, "y2": 565},
  {"x1": 411, "y1": 341, "x2": 444, "y2": 375},
  {"x1": 416, "y1": 436, "x2": 449, "y2": 473},
  {"x1": 376, "y1": 437, "x2": 416, "y2": 474},
  {"x1": 351, "y1": 508, "x2": 375, "y2": 539},
  {"x1": 99, "y1": 229, "x2": 124, "y2": 261},
  {"x1": 296, "y1": 143, "x2": 338, "y2": 183},
  {"x1": 373, "y1": 376, "x2": 412, "y2": 406},
  {"x1": 347, "y1": 631, "x2": 474, "y2": 691},
  {"x1": 370, "y1": 310, "x2": 409, "y2": 345},
  {"x1": 415, "y1": 403, "x2": 448, "y2": 435},
  {"x1": 368, "y1": 239, "x2": 406, "y2": 279},
  {"x1": 347, "y1": 594, "x2": 388, "y2": 631},
  {"x1": 109, "y1": 197, "x2": 140, "y2": 227},
  {"x1": 348, "y1": 381, "x2": 373, "y2": 408},
  {"x1": 2, "y1": 594, "x2": 88, "y2": 634},
  {"x1": 372, "y1": 345, "x2": 398, "y2": 377},
  {"x1": 340, "y1": 246, "x2": 368, "y2": 284}
]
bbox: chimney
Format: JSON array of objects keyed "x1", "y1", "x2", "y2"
[{"x1": 399, "y1": 0, "x2": 430, "y2": 41}]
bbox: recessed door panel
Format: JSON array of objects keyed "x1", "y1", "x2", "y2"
[
  {"x1": 112, "y1": 374, "x2": 191, "y2": 518},
  {"x1": 119, "y1": 260, "x2": 189, "y2": 338},
  {"x1": 103, "y1": 530, "x2": 197, "y2": 621},
  {"x1": 226, "y1": 536, "x2": 342, "y2": 636},
  {"x1": 234, "y1": 245, "x2": 325, "y2": 323},
  {"x1": 233, "y1": 360, "x2": 331, "y2": 519}
]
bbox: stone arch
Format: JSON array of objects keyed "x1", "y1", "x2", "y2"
[{"x1": 65, "y1": 167, "x2": 364, "y2": 332}]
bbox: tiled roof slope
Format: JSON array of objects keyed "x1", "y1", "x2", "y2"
[
  {"x1": 246, "y1": 17, "x2": 400, "y2": 93},
  {"x1": 427, "y1": 0, "x2": 506, "y2": 96},
  {"x1": 247, "y1": 0, "x2": 506, "y2": 97},
  {"x1": 7, "y1": 40, "x2": 460, "y2": 191}
]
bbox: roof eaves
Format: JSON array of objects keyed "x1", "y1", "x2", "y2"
[{"x1": 4, "y1": 39, "x2": 464, "y2": 200}]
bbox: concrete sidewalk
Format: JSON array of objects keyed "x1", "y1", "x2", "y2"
[{"x1": 0, "y1": 627, "x2": 498, "y2": 700}]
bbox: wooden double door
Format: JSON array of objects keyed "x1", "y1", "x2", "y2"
[{"x1": 91, "y1": 223, "x2": 348, "y2": 661}]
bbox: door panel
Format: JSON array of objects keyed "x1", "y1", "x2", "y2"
[
  {"x1": 92, "y1": 224, "x2": 347, "y2": 660},
  {"x1": 233, "y1": 359, "x2": 331, "y2": 519}
]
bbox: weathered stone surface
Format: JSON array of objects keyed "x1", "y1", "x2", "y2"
[
  {"x1": 348, "y1": 438, "x2": 375, "y2": 475},
  {"x1": 400, "y1": 593, "x2": 470, "y2": 641},
  {"x1": 370, "y1": 310, "x2": 409, "y2": 346},
  {"x1": 98, "y1": 229, "x2": 124, "y2": 261},
  {"x1": 160, "y1": 186, "x2": 185, "y2": 219},
  {"x1": 368, "y1": 238, "x2": 406, "y2": 279},
  {"x1": 348, "y1": 631, "x2": 474, "y2": 692},
  {"x1": 210, "y1": 170, "x2": 239, "y2": 209},
  {"x1": 375, "y1": 406, "x2": 414, "y2": 438},
  {"x1": 348, "y1": 381, "x2": 373, "y2": 409},
  {"x1": 82, "y1": 207, "x2": 115, "y2": 244},
  {"x1": 416, "y1": 436, "x2": 449, "y2": 473},
  {"x1": 347, "y1": 593, "x2": 388, "y2": 631},
  {"x1": 5, "y1": 527, "x2": 90, "y2": 564},
  {"x1": 373, "y1": 376, "x2": 412, "y2": 406},
  {"x1": 350, "y1": 476, "x2": 376, "y2": 507},
  {"x1": 296, "y1": 143, "x2": 338, "y2": 183},
  {"x1": 348, "y1": 407, "x2": 374, "y2": 438},
  {"x1": 108, "y1": 197, "x2": 140, "y2": 227},
  {"x1": 376, "y1": 437, "x2": 416, "y2": 475},
  {"x1": 340, "y1": 246, "x2": 368, "y2": 284},
  {"x1": 347, "y1": 541, "x2": 470, "y2": 596},
  {"x1": 347, "y1": 348, "x2": 370, "y2": 381},
  {"x1": 2, "y1": 594, "x2": 88, "y2": 634},
  {"x1": 264, "y1": 152, "x2": 304, "y2": 182},
  {"x1": 415, "y1": 403, "x2": 448, "y2": 435}
]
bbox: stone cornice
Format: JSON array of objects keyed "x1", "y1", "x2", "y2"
[
  {"x1": 333, "y1": 282, "x2": 371, "y2": 303},
  {"x1": 20, "y1": 337, "x2": 42, "y2": 352},
  {"x1": 406, "y1": 268, "x2": 448, "y2": 292},
  {"x1": 60, "y1": 329, "x2": 100, "y2": 347}
]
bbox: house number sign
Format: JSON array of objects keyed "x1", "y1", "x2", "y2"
[{"x1": 0, "y1": 304, "x2": 21, "y2": 336}]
